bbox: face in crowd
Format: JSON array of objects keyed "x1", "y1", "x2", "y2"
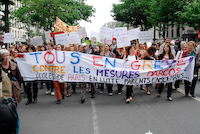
[
  {"x1": 56, "y1": 45, "x2": 62, "y2": 51},
  {"x1": 188, "y1": 42, "x2": 195, "y2": 52},
  {"x1": 104, "y1": 44, "x2": 110, "y2": 51},
  {"x1": 82, "y1": 45, "x2": 89, "y2": 52},
  {"x1": 2, "y1": 53, "x2": 10, "y2": 63},
  {"x1": 47, "y1": 44, "x2": 53, "y2": 51},
  {"x1": 129, "y1": 46, "x2": 135, "y2": 54},
  {"x1": 164, "y1": 44, "x2": 170, "y2": 53},
  {"x1": 165, "y1": 38, "x2": 170, "y2": 43},
  {"x1": 112, "y1": 40, "x2": 116, "y2": 46}
]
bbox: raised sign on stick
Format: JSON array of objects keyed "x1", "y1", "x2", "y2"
[
  {"x1": 55, "y1": 33, "x2": 69, "y2": 46},
  {"x1": 139, "y1": 31, "x2": 153, "y2": 43},
  {"x1": 116, "y1": 34, "x2": 130, "y2": 48},
  {"x1": 4, "y1": 33, "x2": 14, "y2": 43}
]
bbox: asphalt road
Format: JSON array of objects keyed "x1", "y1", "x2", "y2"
[{"x1": 17, "y1": 81, "x2": 200, "y2": 134}]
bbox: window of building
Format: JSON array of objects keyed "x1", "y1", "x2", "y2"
[{"x1": 171, "y1": 26, "x2": 174, "y2": 38}]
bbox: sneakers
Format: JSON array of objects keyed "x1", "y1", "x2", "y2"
[
  {"x1": 109, "y1": 93, "x2": 113, "y2": 96},
  {"x1": 51, "y1": 92, "x2": 55, "y2": 96},
  {"x1": 100, "y1": 91, "x2": 103, "y2": 94},
  {"x1": 46, "y1": 90, "x2": 55, "y2": 96},
  {"x1": 46, "y1": 90, "x2": 51, "y2": 95}
]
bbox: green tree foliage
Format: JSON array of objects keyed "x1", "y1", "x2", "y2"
[
  {"x1": 176, "y1": 0, "x2": 200, "y2": 30},
  {"x1": 13, "y1": 0, "x2": 95, "y2": 31},
  {"x1": 149, "y1": 0, "x2": 191, "y2": 38},
  {"x1": 111, "y1": 0, "x2": 152, "y2": 31},
  {"x1": 112, "y1": 0, "x2": 196, "y2": 39}
]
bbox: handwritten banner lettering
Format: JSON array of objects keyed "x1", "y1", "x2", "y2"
[
  {"x1": 55, "y1": 17, "x2": 80, "y2": 34},
  {"x1": 16, "y1": 51, "x2": 195, "y2": 85}
]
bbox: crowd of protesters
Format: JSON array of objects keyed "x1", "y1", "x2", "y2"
[{"x1": 0, "y1": 37, "x2": 200, "y2": 133}]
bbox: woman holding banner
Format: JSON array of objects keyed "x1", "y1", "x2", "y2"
[
  {"x1": 100, "y1": 44, "x2": 115, "y2": 96},
  {"x1": 124, "y1": 46, "x2": 138, "y2": 103},
  {"x1": 141, "y1": 46, "x2": 158, "y2": 95},
  {"x1": 182, "y1": 41, "x2": 198, "y2": 97},
  {"x1": 25, "y1": 45, "x2": 39, "y2": 105},
  {"x1": 135, "y1": 43, "x2": 146, "y2": 90},
  {"x1": 116, "y1": 47, "x2": 127, "y2": 94},
  {"x1": 53, "y1": 44, "x2": 66, "y2": 104},
  {"x1": 157, "y1": 44, "x2": 175, "y2": 101}
]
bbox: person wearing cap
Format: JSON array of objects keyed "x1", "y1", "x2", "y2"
[{"x1": 80, "y1": 42, "x2": 96, "y2": 103}]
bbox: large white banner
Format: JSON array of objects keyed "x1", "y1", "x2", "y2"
[
  {"x1": 16, "y1": 51, "x2": 195, "y2": 85},
  {"x1": 4, "y1": 33, "x2": 14, "y2": 43}
]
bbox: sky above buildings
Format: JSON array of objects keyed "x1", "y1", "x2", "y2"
[{"x1": 79, "y1": 0, "x2": 121, "y2": 37}]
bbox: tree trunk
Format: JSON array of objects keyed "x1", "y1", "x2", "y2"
[{"x1": 4, "y1": 0, "x2": 9, "y2": 33}]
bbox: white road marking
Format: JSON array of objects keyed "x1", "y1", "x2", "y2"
[
  {"x1": 177, "y1": 88, "x2": 200, "y2": 102},
  {"x1": 91, "y1": 100, "x2": 100, "y2": 134}
]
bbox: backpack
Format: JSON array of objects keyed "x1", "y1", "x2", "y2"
[{"x1": 0, "y1": 98, "x2": 17, "y2": 134}]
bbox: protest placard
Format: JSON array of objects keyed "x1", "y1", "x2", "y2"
[
  {"x1": 99, "y1": 27, "x2": 113, "y2": 40},
  {"x1": 77, "y1": 27, "x2": 87, "y2": 39},
  {"x1": 128, "y1": 27, "x2": 140, "y2": 41},
  {"x1": 30, "y1": 36, "x2": 43, "y2": 46},
  {"x1": 16, "y1": 51, "x2": 195, "y2": 85},
  {"x1": 55, "y1": 33, "x2": 69, "y2": 46},
  {"x1": 4, "y1": 33, "x2": 14, "y2": 43},
  {"x1": 69, "y1": 32, "x2": 80, "y2": 44},
  {"x1": 45, "y1": 31, "x2": 52, "y2": 41},
  {"x1": 139, "y1": 31, "x2": 153, "y2": 43},
  {"x1": 114, "y1": 27, "x2": 127, "y2": 38},
  {"x1": 116, "y1": 34, "x2": 131, "y2": 48},
  {"x1": 100, "y1": 38, "x2": 112, "y2": 44},
  {"x1": 90, "y1": 31, "x2": 100, "y2": 42}
]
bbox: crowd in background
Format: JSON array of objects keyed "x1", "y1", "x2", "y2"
[{"x1": 0, "y1": 37, "x2": 200, "y2": 133}]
